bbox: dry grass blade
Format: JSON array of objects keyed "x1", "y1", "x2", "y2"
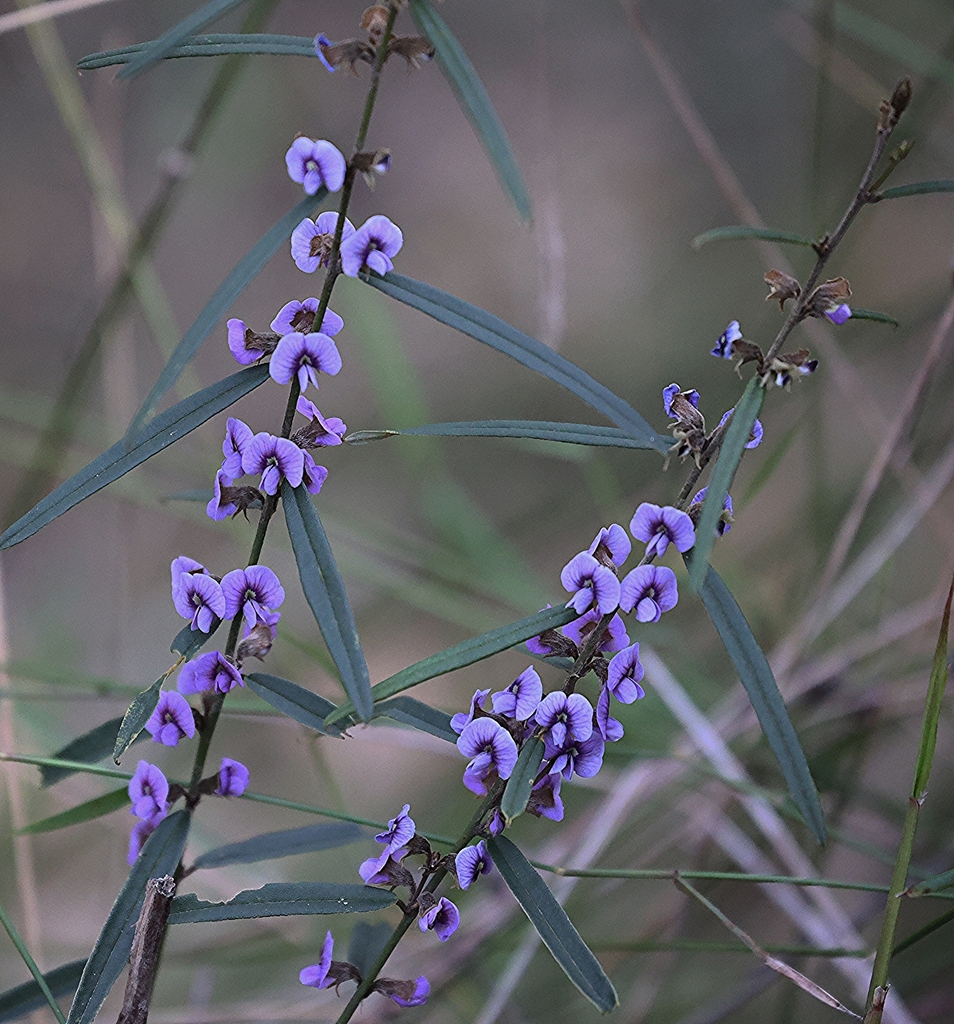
[{"x1": 0, "y1": 0, "x2": 122, "y2": 36}]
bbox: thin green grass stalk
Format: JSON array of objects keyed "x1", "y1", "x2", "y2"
[{"x1": 0, "y1": 900, "x2": 67, "y2": 1024}]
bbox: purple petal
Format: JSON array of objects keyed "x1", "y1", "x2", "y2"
[
  {"x1": 455, "y1": 841, "x2": 493, "y2": 890},
  {"x1": 596, "y1": 685, "x2": 624, "y2": 742},
  {"x1": 145, "y1": 691, "x2": 196, "y2": 747},
  {"x1": 285, "y1": 138, "x2": 346, "y2": 194},
  {"x1": 607, "y1": 643, "x2": 645, "y2": 703},
  {"x1": 491, "y1": 666, "x2": 543, "y2": 721},
  {"x1": 227, "y1": 318, "x2": 258, "y2": 365},
  {"x1": 217, "y1": 757, "x2": 249, "y2": 796},
  {"x1": 825, "y1": 303, "x2": 851, "y2": 324},
  {"x1": 339, "y1": 215, "x2": 403, "y2": 277},
  {"x1": 290, "y1": 219, "x2": 322, "y2": 273},
  {"x1": 587, "y1": 524, "x2": 631, "y2": 567},
  {"x1": 619, "y1": 565, "x2": 678, "y2": 620},
  {"x1": 300, "y1": 931, "x2": 334, "y2": 988}
]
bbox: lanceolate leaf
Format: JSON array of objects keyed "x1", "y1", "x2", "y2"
[
  {"x1": 373, "y1": 696, "x2": 456, "y2": 742},
  {"x1": 325, "y1": 604, "x2": 576, "y2": 725},
  {"x1": 0, "y1": 960, "x2": 86, "y2": 1024},
  {"x1": 909, "y1": 866, "x2": 954, "y2": 897},
  {"x1": 849, "y1": 308, "x2": 899, "y2": 326},
  {"x1": 67, "y1": 811, "x2": 190, "y2": 1024},
  {"x1": 170, "y1": 620, "x2": 221, "y2": 661},
  {"x1": 697, "y1": 567, "x2": 825, "y2": 844},
  {"x1": 876, "y1": 180, "x2": 954, "y2": 200},
  {"x1": 688, "y1": 378, "x2": 764, "y2": 591},
  {"x1": 488, "y1": 836, "x2": 618, "y2": 1012},
  {"x1": 501, "y1": 736, "x2": 544, "y2": 825},
  {"x1": 79, "y1": 34, "x2": 317, "y2": 69},
  {"x1": 112, "y1": 678, "x2": 164, "y2": 762},
  {"x1": 118, "y1": 0, "x2": 252, "y2": 78},
  {"x1": 691, "y1": 225, "x2": 815, "y2": 249},
  {"x1": 0, "y1": 366, "x2": 270, "y2": 552},
  {"x1": 168, "y1": 882, "x2": 396, "y2": 923},
  {"x1": 40, "y1": 718, "x2": 144, "y2": 787},
  {"x1": 408, "y1": 0, "x2": 532, "y2": 223},
  {"x1": 190, "y1": 822, "x2": 365, "y2": 870},
  {"x1": 124, "y1": 192, "x2": 326, "y2": 442},
  {"x1": 364, "y1": 272, "x2": 668, "y2": 453},
  {"x1": 401, "y1": 420, "x2": 666, "y2": 450},
  {"x1": 245, "y1": 672, "x2": 345, "y2": 735},
  {"x1": 20, "y1": 788, "x2": 129, "y2": 835},
  {"x1": 281, "y1": 482, "x2": 374, "y2": 722}
]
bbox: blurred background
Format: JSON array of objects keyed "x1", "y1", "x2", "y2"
[{"x1": 2, "y1": 0, "x2": 954, "y2": 1021}]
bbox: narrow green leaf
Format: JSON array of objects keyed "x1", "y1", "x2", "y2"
[
  {"x1": 168, "y1": 882, "x2": 396, "y2": 923},
  {"x1": 876, "y1": 180, "x2": 954, "y2": 200},
  {"x1": 245, "y1": 672, "x2": 345, "y2": 736},
  {"x1": 908, "y1": 866, "x2": 954, "y2": 897},
  {"x1": 501, "y1": 736, "x2": 544, "y2": 825},
  {"x1": 488, "y1": 835, "x2": 618, "y2": 1012},
  {"x1": 20, "y1": 788, "x2": 129, "y2": 835},
  {"x1": 326, "y1": 604, "x2": 576, "y2": 725},
  {"x1": 849, "y1": 308, "x2": 899, "y2": 327},
  {"x1": 281, "y1": 482, "x2": 374, "y2": 721},
  {"x1": 401, "y1": 420, "x2": 665, "y2": 449},
  {"x1": 78, "y1": 34, "x2": 317, "y2": 70},
  {"x1": 67, "y1": 810, "x2": 190, "y2": 1024},
  {"x1": 408, "y1": 0, "x2": 531, "y2": 222},
  {"x1": 190, "y1": 822, "x2": 365, "y2": 871},
  {"x1": 347, "y1": 921, "x2": 392, "y2": 978},
  {"x1": 0, "y1": 366, "x2": 269, "y2": 552},
  {"x1": 892, "y1": 906, "x2": 954, "y2": 956},
  {"x1": 125, "y1": 193, "x2": 325, "y2": 442},
  {"x1": 364, "y1": 272, "x2": 668, "y2": 453},
  {"x1": 40, "y1": 718, "x2": 143, "y2": 787},
  {"x1": 118, "y1": 0, "x2": 252, "y2": 78},
  {"x1": 373, "y1": 696, "x2": 456, "y2": 742},
  {"x1": 688, "y1": 379, "x2": 764, "y2": 590},
  {"x1": 696, "y1": 567, "x2": 826, "y2": 844},
  {"x1": 170, "y1": 620, "x2": 221, "y2": 661},
  {"x1": 0, "y1": 959, "x2": 85, "y2": 1024},
  {"x1": 691, "y1": 226, "x2": 815, "y2": 249},
  {"x1": 912, "y1": 572, "x2": 954, "y2": 798},
  {"x1": 113, "y1": 678, "x2": 163, "y2": 762}
]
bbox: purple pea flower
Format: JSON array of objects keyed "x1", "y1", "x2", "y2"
[
  {"x1": 630, "y1": 502, "x2": 696, "y2": 559},
  {"x1": 563, "y1": 609, "x2": 629, "y2": 652},
  {"x1": 711, "y1": 320, "x2": 743, "y2": 359},
  {"x1": 457, "y1": 718, "x2": 518, "y2": 795},
  {"x1": 129, "y1": 761, "x2": 169, "y2": 820},
  {"x1": 596, "y1": 685, "x2": 624, "y2": 742},
  {"x1": 340, "y1": 215, "x2": 403, "y2": 277},
  {"x1": 172, "y1": 571, "x2": 225, "y2": 633},
  {"x1": 825, "y1": 303, "x2": 851, "y2": 325},
  {"x1": 301, "y1": 451, "x2": 329, "y2": 495},
  {"x1": 145, "y1": 691, "x2": 196, "y2": 747},
  {"x1": 607, "y1": 643, "x2": 645, "y2": 703},
  {"x1": 269, "y1": 332, "x2": 343, "y2": 391},
  {"x1": 207, "y1": 468, "x2": 239, "y2": 521},
  {"x1": 296, "y1": 396, "x2": 346, "y2": 446},
  {"x1": 226, "y1": 319, "x2": 260, "y2": 365},
  {"x1": 588, "y1": 523, "x2": 631, "y2": 568},
  {"x1": 376, "y1": 977, "x2": 430, "y2": 1007},
  {"x1": 691, "y1": 486, "x2": 734, "y2": 536},
  {"x1": 455, "y1": 840, "x2": 493, "y2": 890},
  {"x1": 450, "y1": 688, "x2": 491, "y2": 734},
  {"x1": 242, "y1": 432, "x2": 305, "y2": 494},
  {"x1": 221, "y1": 418, "x2": 253, "y2": 482},
  {"x1": 217, "y1": 757, "x2": 249, "y2": 797},
  {"x1": 271, "y1": 298, "x2": 344, "y2": 338},
  {"x1": 291, "y1": 212, "x2": 355, "y2": 273},
  {"x1": 717, "y1": 408, "x2": 763, "y2": 448},
  {"x1": 560, "y1": 552, "x2": 621, "y2": 615},
  {"x1": 221, "y1": 565, "x2": 284, "y2": 631},
  {"x1": 527, "y1": 773, "x2": 564, "y2": 821},
  {"x1": 300, "y1": 932, "x2": 335, "y2": 990},
  {"x1": 491, "y1": 667, "x2": 543, "y2": 721},
  {"x1": 170, "y1": 555, "x2": 208, "y2": 599},
  {"x1": 177, "y1": 650, "x2": 244, "y2": 695},
  {"x1": 536, "y1": 692, "x2": 593, "y2": 752},
  {"x1": 358, "y1": 848, "x2": 409, "y2": 885},
  {"x1": 128, "y1": 814, "x2": 164, "y2": 865},
  {"x1": 419, "y1": 896, "x2": 459, "y2": 941},
  {"x1": 285, "y1": 137, "x2": 346, "y2": 195},
  {"x1": 551, "y1": 732, "x2": 605, "y2": 780},
  {"x1": 619, "y1": 565, "x2": 678, "y2": 622},
  {"x1": 663, "y1": 383, "x2": 700, "y2": 417},
  {"x1": 375, "y1": 803, "x2": 415, "y2": 854},
  {"x1": 487, "y1": 808, "x2": 505, "y2": 834}
]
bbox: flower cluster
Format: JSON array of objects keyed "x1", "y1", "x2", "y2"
[
  {"x1": 663, "y1": 380, "x2": 764, "y2": 464},
  {"x1": 711, "y1": 319, "x2": 819, "y2": 390}
]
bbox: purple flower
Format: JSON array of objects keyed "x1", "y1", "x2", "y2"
[
  {"x1": 375, "y1": 803, "x2": 415, "y2": 854},
  {"x1": 376, "y1": 976, "x2": 430, "y2": 1007},
  {"x1": 300, "y1": 932, "x2": 335, "y2": 989},
  {"x1": 226, "y1": 319, "x2": 259, "y2": 365},
  {"x1": 418, "y1": 896, "x2": 459, "y2": 941},
  {"x1": 455, "y1": 840, "x2": 493, "y2": 889},
  {"x1": 629, "y1": 502, "x2": 695, "y2": 559},
  {"x1": 607, "y1": 643, "x2": 645, "y2": 703},
  {"x1": 221, "y1": 418, "x2": 253, "y2": 482},
  {"x1": 691, "y1": 487, "x2": 734, "y2": 536},
  {"x1": 285, "y1": 137, "x2": 346, "y2": 195},
  {"x1": 128, "y1": 814, "x2": 164, "y2": 865},
  {"x1": 221, "y1": 565, "x2": 284, "y2": 631},
  {"x1": 663, "y1": 383, "x2": 700, "y2": 417},
  {"x1": 269, "y1": 331, "x2": 343, "y2": 392},
  {"x1": 825, "y1": 303, "x2": 851, "y2": 325},
  {"x1": 301, "y1": 451, "x2": 329, "y2": 495},
  {"x1": 551, "y1": 732, "x2": 605, "y2": 780},
  {"x1": 129, "y1": 761, "x2": 169, "y2": 820},
  {"x1": 457, "y1": 718, "x2": 518, "y2": 795},
  {"x1": 487, "y1": 808, "x2": 505, "y2": 834},
  {"x1": 145, "y1": 691, "x2": 196, "y2": 747},
  {"x1": 562, "y1": 609, "x2": 629, "y2": 652},
  {"x1": 296, "y1": 396, "x2": 347, "y2": 446},
  {"x1": 527, "y1": 774, "x2": 564, "y2": 821},
  {"x1": 717, "y1": 409, "x2": 763, "y2": 449},
  {"x1": 242, "y1": 432, "x2": 305, "y2": 494},
  {"x1": 491, "y1": 667, "x2": 543, "y2": 721},
  {"x1": 711, "y1": 320, "x2": 743, "y2": 358},
  {"x1": 314, "y1": 33, "x2": 337, "y2": 73},
  {"x1": 587, "y1": 524, "x2": 631, "y2": 568},
  {"x1": 560, "y1": 552, "x2": 621, "y2": 615},
  {"x1": 271, "y1": 298, "x2": 344, "y2": 338},
  {"x1": 596, "y1": 685, "x2": 624, "y2": 742},
  {"x1": 536, "y1": 692, "x2": 593, "y2": 752},
  {"x1": 207, "y1": 468, "x2": 239, "y2": 521},
  {"x1": 291, "y1": 212, "x2": 355, "y2": 273},
  {"x1": 450, "y1": 688, "x2": 491, "y2": 734},
  {"x1": 217, "y1": 757, "x2": 249, "y2": 796},
  {"x1": 358, "y1": 848, "x2": 408, "y2": 885},
  {"x1": 178, "y1": 650, "x2": 244, "y2": 695},
  {"x1": 172, "y1": 571, "x2": 225, "y2": 633},
  {"x1": 340, "y1": 215, "x2": 403, "y2": 277},
  {"x1": 170, "y1": 555, "x2": 208, "y2": 600},
  {"x1": 619, "y1": 565, "x2": 678, "y2": 622}
]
